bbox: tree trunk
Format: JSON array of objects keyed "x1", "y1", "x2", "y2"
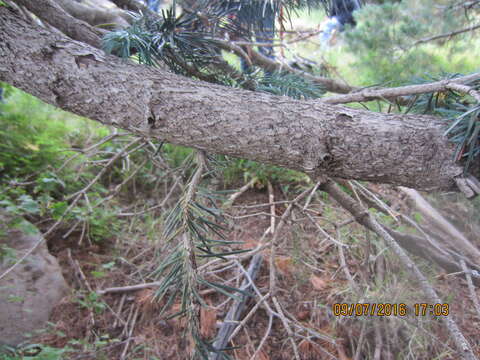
[{"x1": 0, "y1": 5, "x2": 464, "y2": 191}]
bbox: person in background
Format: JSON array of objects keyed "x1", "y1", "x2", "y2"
[{"x1": 320, "y1": 0, "x2": 361, "y2": 46}]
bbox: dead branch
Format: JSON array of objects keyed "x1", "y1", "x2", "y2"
[
  {"x1": 267, "y1": 181, "x2": 275, "y2": 234},
  {"x1": 209, "y1": 253, "x2": 264, "y2": 360},
  {"x1": 272, "y1": 296, "x2": 301, "y2": 360},
  {"x1": 67, "y1": 138, "x2": 143, "y2": 200},
  {"x1": 97, "y1": 282, "x2": 162, "y2": 295}
]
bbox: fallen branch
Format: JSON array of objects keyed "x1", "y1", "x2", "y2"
[
  {"x1": 209, "y1": 253, "x2": 264, "y2": 360},
  {"x1": 97, "y1": 282, "x2": 162, "y2": 295}
]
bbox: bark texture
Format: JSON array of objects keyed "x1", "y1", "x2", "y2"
[
  {"x1": 13, "y1": 0, "x2": 103, "y2": 48},
  {"x1": 0, "y1": 5, "x2": 464, "y2": 191},
  {"x1": 55, "y1": 0, "x2": 130, "y2": 29}
]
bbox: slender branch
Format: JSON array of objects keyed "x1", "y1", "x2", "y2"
[
  {"x1": 67, "y1": 137, "x2": 142, "y2": 200},
  {"x1": 413, "y1": 23, "x2": 480, "y2": 46},
  {"x1": 272, "y1": 296, "x2": 301, "y2": 360},
  {"x1": 214, "y1": 38, "x2": 354, "y2": 94},
  {"x1": 446, "y1": 83, "x2": 480, "y2": 103},
  {"x1": 322, "y1": 73, "x2": 480, "y2": 105}
]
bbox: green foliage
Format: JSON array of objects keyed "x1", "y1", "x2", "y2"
[
  {"x1": 103, "y1": 4, "x2": 229, "y2": 81},
  {"x1": 152, "y1": 154, "x2": 250, "y2": 359},
  {"x1": 405, "y1": 73, "x2": 480, "y2": 172},
  {"x1": 343, "y1": 0, "x2": 480, "y2": 85},
  {"x1": 0, "y1": 344, "x2": 73, "y2": 360},
  {"x1": 0, "y1": 87, "x2": 122, "y2": 243},
  {"x1": 76, "y1": 291, "x2": 107, "y2": 314},
  {"x1": 221, "y1": 158, "x2": 308, "y2": 186},
  {"x1": 103, "y1": 0, "x2": 334, "y2": 95},
  {"x1": 258, "y1": 72, "x2": 325, "y2": 99},
  {"x1": 0, "y1": 93, "x2": 72, "y2": 177}
]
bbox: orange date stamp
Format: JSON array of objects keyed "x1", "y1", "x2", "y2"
[{"x1": 332, "y1": 303, "x2": 449, "y2": 317}]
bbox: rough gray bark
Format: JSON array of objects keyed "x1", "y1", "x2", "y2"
[{"x1": 0, "y1": 5, "x2": 465, "y2": 192}]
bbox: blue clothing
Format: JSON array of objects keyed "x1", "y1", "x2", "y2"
[
  {"x1": 146, "y1": 0, "x2": 161, "y2": 12},
  {"x1": 320, "y1": 16, "x2": 340, "y2": 44}
]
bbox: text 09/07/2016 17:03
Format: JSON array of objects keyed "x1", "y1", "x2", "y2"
[{"x1": 332, "y1": 303, "x2": 450, "y2": 317}]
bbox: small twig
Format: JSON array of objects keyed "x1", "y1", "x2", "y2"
[
  {"x1": 232, "y1": 200, "x2": 292, "y2": 209},
  {"x1": 120, "y1": 306, "x2": 139, "y2": 360},
  {"x1": 117, "y1": 175, "x2": 182, "y2": 216},
  {"x1": 302, "y1": 210, "x2": 349, "y2": 247},
  {"x1": 268, "y1": 187, "x2": 314, "y2": 295},
  {"x1": 303, "y1": 181, "x2": 321, "y2": 210},
  {"x1": 67, "y1": 248, "x2": 93, "y2": 292},
  {"x1": 209, "y1": 253, "x2": 264, "y2": 360},
  {"x1": 353, "y1": 320, "x2": 367, "y2": 360},
  {"x1": 250, "y1": 312, "x2": 273, "y2": 360},
  {"x1": 272, "y1": 296, "x2": 301, "y2": 360},
  {"x1": 336, "y1": 229, "x2": 360, "y2": 295},
  {"x1": 267, "y1": 181, "x2": 275, "y2": 234},
  {"x1": 224, "y1": 177, "x2": 256, "y2": 207},
  {"x1": 113, "y1": 294, "x2": 127, "y2": 328},
  {"x1": 228, "y1": 292, "x2": 271, "y2": 341},
  {"x1": 67, "y1": 138, "x2": 142, "y2": 200},
  {"x1": 97, "y1": 282, "x2": 162, "y2": 295}
]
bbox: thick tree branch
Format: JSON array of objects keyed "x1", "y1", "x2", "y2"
[
  {"x1": 55, "y1": 0, "x2": 130, "y2": 29},
  {"x1": 12, "y1": 0, "x2": 103, "y2": 48},
  {"x1": 0, "y1": 5, "x2": 472, "y2": 193}
]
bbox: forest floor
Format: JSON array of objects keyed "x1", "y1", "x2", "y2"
[{"x1": 30, "y1": 183, "x2": 480, "y2": 360}]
